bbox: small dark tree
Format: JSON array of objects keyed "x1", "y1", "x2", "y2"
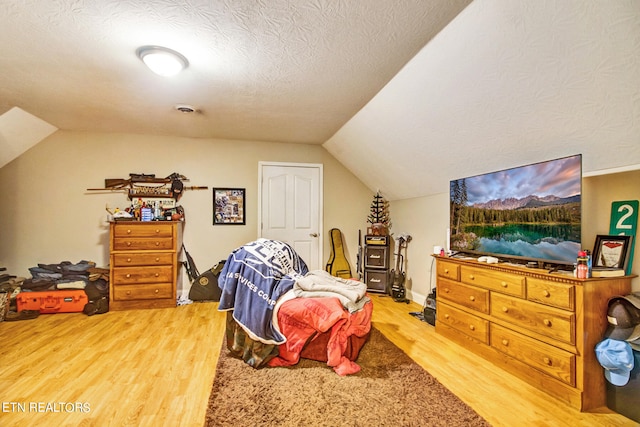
[{"x1": 367, "y1": 191, "x2": 391, "y2": 232}]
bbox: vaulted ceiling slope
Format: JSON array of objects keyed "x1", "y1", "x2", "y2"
[
  {"x1": 0, "y1": 0, "x2": 470, "y2": 152},
  {"x1": 324, "y1": 1, "x2": 640, "y2": 200},
  {"x1": 2, "y1": 2, "x2": 639, "y2": 202}
]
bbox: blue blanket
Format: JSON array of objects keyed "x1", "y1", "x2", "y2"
[{"x1": 218, "y1": 239, "x2": 309, "y2": 344}]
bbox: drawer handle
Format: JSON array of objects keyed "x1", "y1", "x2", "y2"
[
  {"x1": 126, "y1": 229, "x2": 132, "y2": 234},
  {"x1": 126, "y1": 274, "x2": 131, "y2": 278},
  {"x1": 155, "y1": 242, "x2": 160, "y2": 246},
  {"x1": 154, "y1": 289, "x2": 159, "y2": 294},
  {"x1": 469, "y1": 325, "x2": 475, "y2": 331},
  {"x1": 501, "y1": 281, "x2": 508, "y2": 288},
  {"x1": 543, "y1": 290, "x2": 550, "y2": 297},
  {"x1": 502, "y1": 306, "x2": 509, "y2": 313},
  {"x1": 126, "y1": 242, "x2": 132, "y2": 247},
  {"x1": 126, "y1": 258, "x2": 132, "y2": 263},
  {"x1": 155, "y1": 257, "x2": 160, "y2": 262},
  {"x1": 126, "y1": 291, "x2": 131, "y2": 295},
  {"x1": 444, "y1": 314, "x2": 450, "y2": 319},
  {"x1": 369, "y1": 255, "x2": 381, "y2": 259},
  {"x1": 155, "y1": 229, "x2": 160, "y2": 234},
  {"x1": 543, "y1": 319, "x2": 552, "y2": 327},
  {"x1": 444, "y1": 288, "x2": 450, "y2": 293},
  {"x1": 154, "y1": 273, "x2": 159, "y2": 277},
  {"x1": 502, "y1": 339, "x2": 509, "y2": 346},
  {"x1": 444, "y1": 269, "x2": 449, "y2": 274},
  {"x1": 468, "y1": 274, "x2": 475, "y2": 280},
  {"x1": 543, "y1": 357, "x2": 552, "y2": 366},
  {"x1": 469, "y1": 296, "x2": 476, "y2": 301}
]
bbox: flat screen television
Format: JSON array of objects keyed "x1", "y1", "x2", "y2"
[{"x1": 449, "y1": 154, "x2": 582, "y2": 267}]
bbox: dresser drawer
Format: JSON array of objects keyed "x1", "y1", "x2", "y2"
[
  {"x1": 460, "y1": 266, "x2": 525, "y2": 298},
  {"x1": 437, "y1": 301, "x2": 489, "y2": 344},
  {"x1": 491, "y1": 293, "x2": 575, "y2": 345},
  {"x1": 113, "y1": 224, "x2": 174, "y2": 238},
  {"x1": 112, "y1": 252, "x2": 174, "y2": 267},
  {"x1": 526, "y1": 277, "x2": 575, "y2": 310},
  {"x1": 437, "y1": 260, "x2": 460, "y2": 281},
  {"x1": 438, "y1": 278, "x2": 489, "y2": 314},
  {"x1": 112, "y1": 266, "x2": 173, "y2": 284},
  {"x1": 113, "y1": 283, "x2": 174, "y2": 300},
  {"x1": 112, "y1": 237, "x2": 174, "y2": 251},
  {"x1": 491, "y1": 323, "x2": 575, "y2": 386}
]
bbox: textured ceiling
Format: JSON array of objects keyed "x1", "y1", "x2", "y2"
[
  {"x1": 0, "y1": 0, "x2": 470, "y2": 146},
  {"x1": 3, "y1": 1, "x2": 638, "y2": 201},
  {"x1": 324, "y1": 0, "x2": 640, "y2": 200}
]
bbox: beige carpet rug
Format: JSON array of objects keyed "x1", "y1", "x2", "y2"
[{"x1": 205, "y1": 327, "x2": 490, "y2": 426}]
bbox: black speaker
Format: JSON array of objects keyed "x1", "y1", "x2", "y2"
[
  {"x1": 423, "y1": 307, "x2": 436, "y2": 326},
  {"x1": 364, "y1": 269, "x2": 389, "y2": 293},
  {"x1": 424, "y1": 290, "x2": 436, "y2": 325}
]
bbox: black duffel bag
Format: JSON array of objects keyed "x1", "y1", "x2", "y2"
[
  {"x1": 188, "y1": 260, "x2": 225, "y2": 302},
  {"x1": 182, "y1": 244, "x2": 225, "y2": 302}
]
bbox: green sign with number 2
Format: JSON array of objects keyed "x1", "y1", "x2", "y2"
[{"x1": 609, "y1": 200, "x2": 638, "y2": 275}]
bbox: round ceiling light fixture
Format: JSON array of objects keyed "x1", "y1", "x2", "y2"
[
  {"x1": 174, "y1": 104, "x2": 197, "y2": 113},
  {"x1": 136, "y1": 45, "x2": 188, "y2": 77}
]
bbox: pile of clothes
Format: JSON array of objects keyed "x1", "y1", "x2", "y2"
[
  {"x1": 0, "y1": 260, "x2": 110, "y2": 321},
  {"x1": 24, "y1": 260, "x2": 98, "y2": 290}
]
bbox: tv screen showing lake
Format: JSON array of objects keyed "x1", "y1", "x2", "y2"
[
  {"x1": 449, "y1": 155, "x2": 582, "y2": 265},
  {"x1": 465, "y1": 224, "x2": 581, "y2": 264}
]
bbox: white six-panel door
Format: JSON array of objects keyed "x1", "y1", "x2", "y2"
[{"x1": 258, "y1": 162, "x2": 323, "y2": 270}]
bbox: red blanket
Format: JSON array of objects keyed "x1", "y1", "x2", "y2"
[{"x1": 268, "y1": 296, "x2": 373, "y2": 375}]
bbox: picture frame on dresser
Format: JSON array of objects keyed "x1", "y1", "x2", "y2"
[
  {"x1": 592, "y1": 234, "x2": 632, "y2": 269},
  {"x1": 213, "y1": 188, "x2": 246, "y2": 225}
]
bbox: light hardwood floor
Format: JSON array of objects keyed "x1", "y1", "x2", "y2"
[{"x1": 0, "y1": 294, "x2": 636, "y2": 426}]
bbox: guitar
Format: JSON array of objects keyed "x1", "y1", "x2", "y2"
[
  {"x1": 390, "y1": 234, "x2": 411, "y2": 303},
  {"x1": 356, "y1": 230, "x2": 363, "y2": 280},
  {"x1": 325, "y1": 228, "x2": 353, "y2": 279}
]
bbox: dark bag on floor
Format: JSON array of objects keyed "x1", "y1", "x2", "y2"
[
  {"x1": 188, "y1": 261, "x2": 225, "y2": 302},
  {"x1": 83, "y1": 280, "x2": 109, "y2": 316}
]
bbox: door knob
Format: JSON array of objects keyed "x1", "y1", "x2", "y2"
[{"x1": 309, "y1": 233, "x2": 318, "y2": 237}]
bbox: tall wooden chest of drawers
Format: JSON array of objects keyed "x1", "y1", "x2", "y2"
[
  {"x1": 435, "y1": 256, "x2": 633, "y2": 411},
  {"x1": 109, "y1": 221, "x2": 182, "y2": 310}
]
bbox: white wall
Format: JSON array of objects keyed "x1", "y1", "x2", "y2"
[
  {"x1": 391, "y1": 169, "x2": 640, "y2": 303},
  {"x1": 324, "y1": 1, "x2": 640, "y2": 201},
  {"x1": 388, "y1": 193, "x2": 448, "y2": 304},
  {"x1": 0, "y1": 131, "x2": 373, "y2": 296},
  {"x1": 2, "y1": 136, "x2": 637, "y2": 305}
]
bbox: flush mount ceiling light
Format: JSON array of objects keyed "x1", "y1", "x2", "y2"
[
  {"x1": 136, "y1": 46, "x2": 188, "y2": 77},
  {"x1": 174, "y1": 104, "x2": 197, "y2": 113}
]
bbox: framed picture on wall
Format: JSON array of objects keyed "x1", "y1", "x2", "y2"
[
  {"x1": 592, "y1": 234, "x2": 632, "y2": 269},
  {"x1": 213, "y1": 188, "x2": 246, "y2": 225}
]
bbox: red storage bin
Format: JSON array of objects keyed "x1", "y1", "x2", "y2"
[{"x1": 16, "y1": 290, "x2": 88, "y2": 313}]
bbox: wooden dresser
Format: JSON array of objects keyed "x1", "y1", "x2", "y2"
[
  {"x1": 435, "y1": 256, "x2": 633, "y2": 411},
  {"x1": 109, "y1": 221, "x2": 182, "y2": 310}
]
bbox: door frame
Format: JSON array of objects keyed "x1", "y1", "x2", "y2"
[{"x1": 258, "y1": 161, "x2": 324, "y2": 270}]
